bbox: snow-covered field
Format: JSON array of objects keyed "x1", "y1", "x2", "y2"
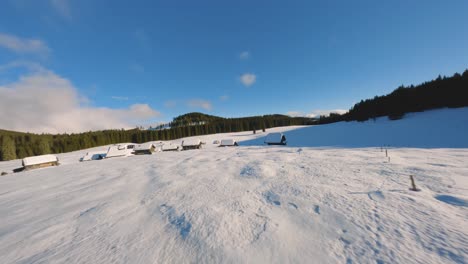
[{"x1": 1, "y1": 108, "x2": 467, "y2": 263}]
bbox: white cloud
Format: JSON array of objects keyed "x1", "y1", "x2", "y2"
[
  {"x1": 0, "y1": 60, "x2": 46, "y2": 72},
  {"x1": 187, "y1": 99, "x2": 212, "y2": 111},
  {"x1": 286, "y1": 111, "x2": 303, "y2": 117},
  {"x1": 219, "y1": 95, "x2": 229, "y2": 101},
  {"x1": 0, "y1": 33, "x2": 50, "y2": 56},
  {"x1": 240, "y1": 73, "x2": 256, "y2": 87},
  {"x1": 286, "y1": 109, "x2": 347, "y2": 118},
  {"x1": 240, "y1": 51, "x2": 249, "y2": 60},
  {"x1": 127, "y1": 104, "x2": 160, "y2": 119},
  {"x1": 0, "y1": 68, "x2": 161, "y2": 133},
  {"x1": 49, "y1": 0, "x2": 72, "y2": 20}
]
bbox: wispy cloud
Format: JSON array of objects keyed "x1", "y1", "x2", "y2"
[
  {"x1": 0, "y1": 65, "x2": 161, "y2": 133},
  {"x1": 219, "y1": 95, "x2": 229, "y2": 101},
  {"x1": 111, "y1": 96, "x2": 129, "y2": 101},
  {"x1": 187, "y1": 99, "x2": 212, "y2": 111},
  {"x1": 287, "y1": 109, "x2": 347, "y2": 118},
  {"x1": 240, "y1": 73, "x2": 256, "y2": 87},
  {"x1": 286, "y1": 111, "x2": 304, "y2": 117},
  {"x1": 49, "y1": 0, "x2": 72, "y2": 20},
  {"x1": 0, "y1": 60, "x2": 46, "y2": 72},
  {"x1": 0, "y1": 33, "x2": 50, "y2": 56},
  {"x1": 240, "y1": 51, "x2": 250, "y2": 60}
]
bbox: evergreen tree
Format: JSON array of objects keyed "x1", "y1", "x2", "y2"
[
  {"x1": 1, "y1": 136, "x2": 17, "y2": 161},
  {"x1": 36, "y1": 138, "x2": 52, "y2": 155}
]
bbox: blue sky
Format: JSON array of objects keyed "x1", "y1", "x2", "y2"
[{"x1": 1, "y1": 0, "x2": 468, "y2": 133}]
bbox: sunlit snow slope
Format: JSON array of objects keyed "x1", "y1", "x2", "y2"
[{"x1": 0, "y1": 108, "x2": 467, "y2": 264}]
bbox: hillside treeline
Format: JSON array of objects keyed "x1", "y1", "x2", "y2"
[
  {"x1": 317, "y1": 69, "x2": 468, "y2": 124},
  {"x1": 0, "y1": 115, "x2": 313, "y2": 161},
  {"x1": 2, "y1": 69, "x2": 467, "y2": 161}
]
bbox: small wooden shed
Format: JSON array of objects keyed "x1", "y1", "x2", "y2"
[
  {"x1": 219, "y1": 139, "x2": 238, "y2": 147},
  {"x1": 80, "y1": 151, "x2": 106, "y2": 161},
  {"x1": 181, "y1": 138, "x2": 202, "y2": 150},
  {"x1": 22, "y1": 154, "x2": 59, "y2": 171},
  {"x1": 162, "y1": 143, "x2": 180, "y2": 152},
  {"x1": 264, "y1": 133, "x2": 287, "y2": 145},
  {"x1": 134, "y1": 143, "x2": 156, "y2": 155}
]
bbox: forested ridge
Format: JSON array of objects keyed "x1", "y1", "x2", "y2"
[
  {"x1": 1, "y1": 69, "x2": 467, "y2": 161},
  {"x1": 317, "y1": 69, "x2": 468, "y2": 124},
  {"x1": 0, "y1": 114, "x2": 313, "y2": 161}
]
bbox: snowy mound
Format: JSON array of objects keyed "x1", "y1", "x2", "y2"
[
  {"x1": 0, "y1": 108, "x2": 467, "y2": 263},
  {"x1": 242, "y1": 107, "x2": 468, "y2": 148}
]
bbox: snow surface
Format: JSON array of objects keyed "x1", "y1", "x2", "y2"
[{"x1": 0, "y1": 108, "x2": 468, "y2": 263}]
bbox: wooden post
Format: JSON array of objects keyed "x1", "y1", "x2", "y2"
[
  {"x1": 385, "y1": 149, "x2": 388, "y2": 157},
  {"x1": 409, "y1": 175, "x2": 420, "y2": 191}
]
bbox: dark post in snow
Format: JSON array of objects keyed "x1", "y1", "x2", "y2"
[
  {"x1": 385, "y1": 149, "x2": 388, "y2": 157},
  {"x1": 409, "y1": 175, "x2": 421, "y2": 191}
]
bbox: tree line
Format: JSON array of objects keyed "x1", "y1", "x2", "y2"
[
  {"x1": 317, "y1": 69, "x2": 468, "y2": 124},
  {"x1": 1, "y1": 69, "x2": 467, "y2": 161},
  {"x1": 0, "y1": 114, "x2": 313, "y2": 161}
]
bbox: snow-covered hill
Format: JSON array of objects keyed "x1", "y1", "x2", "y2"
[{"x1": 0, "y1": 108, "x2": 467, "y2": 263}]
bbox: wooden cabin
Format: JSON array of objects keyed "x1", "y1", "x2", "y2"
[
  {"x1": 181, "y1": 138, "x2": 202, "y2": 150},
  {"x1": 134, "y1": 143, "x2": 156, "y2": 155},
  {"x1": 219, "y1": 139, "x2": 238, "y2": 147},
  {"x1": 264, "y1": 133, "x2": 287, "y2": 145},
  {"x1": 80, "y1": 151, "x2": 106, "y2": 161},
  {"x1": 22, "y1": 154, "x2": 59, "y2": 171},
  {"x1": 162, "y1": 143, "x2": 180, "y2": 152}
]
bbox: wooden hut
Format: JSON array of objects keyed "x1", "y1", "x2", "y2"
[
  {"x1": 80, "y1": 151, "x2": 106, "y2": 161},
  {"x1": 134, "y1": 143, "x2": 156, "y2": 155},
  {"x1": 22, "y1": 154, "x2": 59, "y2": 171},
  {"x1": 181, "y1": 138, "x2": 202, "y2": 150},
  {"x1": 162, "y1": 143, "x2": 180, "y2": 152},
  {"x1": 264, "y1": 133, "x2": 287, "y2": 145},
  {"x1": 219, "y1": 139, "x2": 238, "y2": 147}
]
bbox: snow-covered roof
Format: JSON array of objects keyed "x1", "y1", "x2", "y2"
[
  {"x1": 264, "y1": 133, "x2": 285, "y2": 143},
  {"x1": 134, "y1": 143, "x2": 155, "y2": 151},
  {"x1": 220, "y1": 139, "x2": 237, "y2": 146},
  {"x1": 106, "y1": 144, "x2": 135, "y2": 158},
  {"x1": 23, "y1": 154, "x2": 58, "y2": 166},
  {"x1": 162, "y1": 143, "x2": 179, "y2": 151},
  {"x1": 182, "y1": 138, "x2": 201, "y2": 146}
]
